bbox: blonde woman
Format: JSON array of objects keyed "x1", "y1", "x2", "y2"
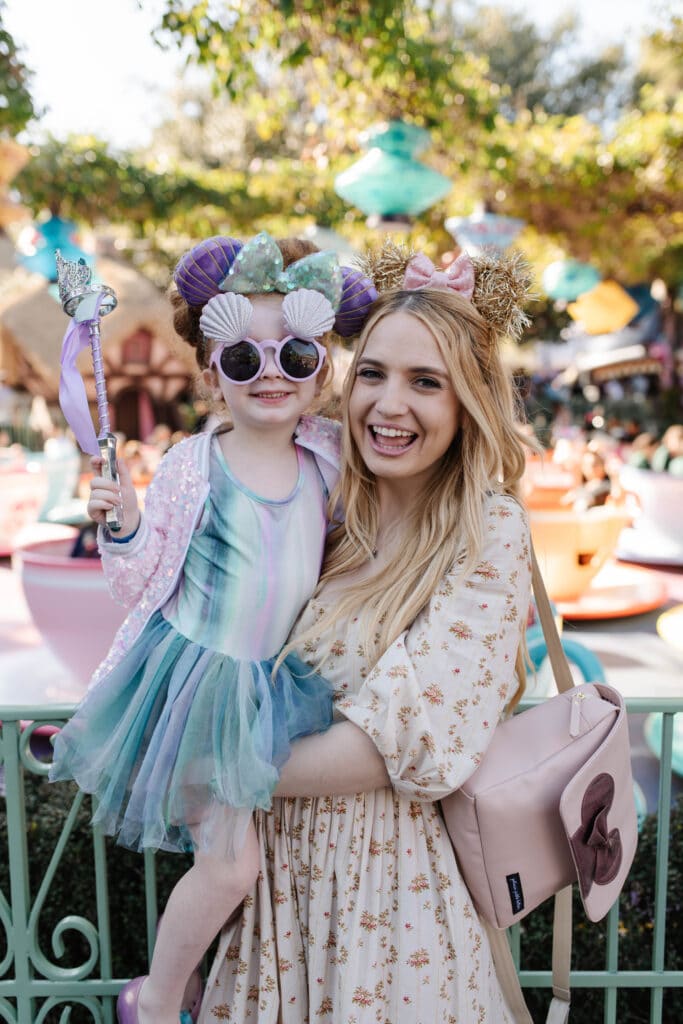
[{"x1": 199, "y1": 249, "x2": 534, "y2": 1023}]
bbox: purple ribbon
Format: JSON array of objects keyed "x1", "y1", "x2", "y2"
[{"x1": 59, "y1": 291, "x2": 105, "y2": 456}]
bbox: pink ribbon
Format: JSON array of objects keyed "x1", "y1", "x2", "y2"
[{"x1": 403, "y1": 251, "x2": 475, "y2": 300}]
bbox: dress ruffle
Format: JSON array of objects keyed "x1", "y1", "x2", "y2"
[{"x1": 50, "y1": 611, "x2": 333, "y2": 858}]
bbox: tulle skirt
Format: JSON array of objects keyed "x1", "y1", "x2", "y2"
[{"x1": 49, "y1": 610, "x2": 333, "y2": 858}]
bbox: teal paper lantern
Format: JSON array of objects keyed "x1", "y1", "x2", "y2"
[
  {"x1": 334, "y1": 121, "x2": 452, "y2": 218},
  {"x1": 19, "y1": 215, "x2": 89, "y2": 282},
  {"x1": 542, "y1": 260, "x2": 601, "y2": 301}
]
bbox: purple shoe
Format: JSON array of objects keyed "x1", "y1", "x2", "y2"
[
  {"x1": 116, "y1": 976, "x2": 146, "y2": 1024},
  {"x1": 116, "y1": 972, "x2": 203, "y2": 1023}
]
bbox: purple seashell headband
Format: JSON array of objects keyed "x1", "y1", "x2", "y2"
[
  {"x1": 336, "y1": 267, "x2": 379, "y2": 337},
  {"x1": 173, "y1": 232, "x2": 377, "y2": 338},
  {"x1": 173, "y1": 236, "x2": 243, "y2": 307}
]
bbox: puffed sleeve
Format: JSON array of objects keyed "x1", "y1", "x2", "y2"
[{"x1": 336, "y1": 495, "x2": 532, "y2": 801}]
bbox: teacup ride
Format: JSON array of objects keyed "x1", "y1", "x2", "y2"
[
  {"x1": 522, "y1": 452, "x2": 576, "y2": 511},
  {"x1": 11, "y1": 524, "x2": 126, "y2": 694},
  {"x1": 616, "y1": 465, "x2": 683, "y2": 567},
  {"x1": 0, "y1": 455, "x2": 49, "y2": 557},
  {"x1": 529, "y1": 499, "x2": 667, "y2": 619},
  {"x1": 0, "y1": 445, "x2": 84, "y2": 556}
]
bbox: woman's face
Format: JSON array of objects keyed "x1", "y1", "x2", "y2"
[{"x1": 348, "y1": 310, "x2": 461, "y2": 493}]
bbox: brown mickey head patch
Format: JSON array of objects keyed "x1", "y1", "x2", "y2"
[{"x1": 570, "y1": 773, "x2": 623, "y2": 899}]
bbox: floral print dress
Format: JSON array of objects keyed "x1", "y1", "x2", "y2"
[{"x1": 199, "y1": 495, "x2": 532, "y2": 1024}]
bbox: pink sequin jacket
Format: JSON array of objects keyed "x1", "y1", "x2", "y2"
[{"x1": 90, "y1": 415, "x2": 341, "y2": 691}]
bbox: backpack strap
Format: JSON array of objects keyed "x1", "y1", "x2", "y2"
[
  {"x1": 484, "y1": 886, "x2": 572, "y2": 1024},
  {"x1": 530, "y1": 544, "x2": 574, "y2": 695},
  {"x1": 484, "y1": 543, "x2": 576, "y2": 1021}
]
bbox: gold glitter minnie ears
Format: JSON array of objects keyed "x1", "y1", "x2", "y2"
[{"x1": 356, "y1": 238, "x2": 534, "y2": 341}]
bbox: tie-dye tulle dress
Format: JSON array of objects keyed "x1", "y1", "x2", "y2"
[{"x1": 50, "y1": 439, "x2": 334, "y2": 859}]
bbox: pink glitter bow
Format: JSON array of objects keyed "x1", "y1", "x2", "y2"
[{"x1": 403, "y1": 251, "x2": 475, "y2": 300}]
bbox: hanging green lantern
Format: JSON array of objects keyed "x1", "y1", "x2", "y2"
[{"x1": 334, "y1": 120, "x2": 452, "y2": 219}]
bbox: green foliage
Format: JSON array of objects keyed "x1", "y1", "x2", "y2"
[
  {"x1": 8, "y1": 4, "x2": 683, "y2": 297},
  {"x1": 632, "y1": 15, "x2": 683, "y2": 112},
  {"x1": 156, "y1": 0, "x2": 499, "y2": 156},
  {"x1": 13, "y1": 136, "x2": 237, "y2": 230},
  {"x1": 485, "y1": 96, "x2": 683, "y2": 286},
  {"x1": 452, "y1": 5, "x2": 626, "y2": 120},
  {"x1": 0, "y1": 1, "x2": 38, "y2": 135}
]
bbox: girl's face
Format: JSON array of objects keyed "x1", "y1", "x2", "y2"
[
  {"x1": 203, "y1": 293, "x2": 320, "y2": 433},
  {"x1": 348, "y1": 311, "x2": 461, "y2": 493}
]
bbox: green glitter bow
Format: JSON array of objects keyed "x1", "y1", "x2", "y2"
[{"x1": 220, "y1": 231, "x2": 343, "y2": 310}]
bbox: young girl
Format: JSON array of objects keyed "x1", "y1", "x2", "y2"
[{"x1": 49, "y1": 231, "x2": 377, "y2": 1024}]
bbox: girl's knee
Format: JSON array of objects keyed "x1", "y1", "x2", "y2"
[
  {"x1": 196, "y1": 847, "x2": 259, "y2": 902},
  {"x1": 229, "y1": 849, "x2": 260, "y2": 894}
]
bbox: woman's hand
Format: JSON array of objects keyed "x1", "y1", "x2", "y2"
[
  {"x1": 87, "y1": 454, "x2": 140, "y2": 537},
  {"x1": 273, "y1": 721, "x2": 390, "y2": 798}
]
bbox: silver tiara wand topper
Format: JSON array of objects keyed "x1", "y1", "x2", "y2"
[{"x1": 56, "y1": 251, "x2": 122, "y2": 531}]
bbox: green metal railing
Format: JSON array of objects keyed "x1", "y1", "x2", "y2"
[{"x1": 1, "y1": 699, "x2": 682, "y2": 1023}]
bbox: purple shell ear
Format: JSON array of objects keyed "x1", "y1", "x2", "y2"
[
  {"x1": 173, "y1": 236, "x2": 243, "y2": 306},
  {"x1": 334, "y1": 267, "x2": 378, "y2": 337}
]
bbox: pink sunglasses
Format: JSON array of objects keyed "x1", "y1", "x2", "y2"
[{"x1": 209, "y1": 335, "x2": 327, "y2": 385}]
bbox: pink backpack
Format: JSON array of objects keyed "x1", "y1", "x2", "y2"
[{"x1": 441, "y1": 548, "x2": 638, "y2": 1023}]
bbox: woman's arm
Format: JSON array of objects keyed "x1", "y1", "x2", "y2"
[
  {"x1": 337, "y1": 495, "x2": 532, "y2": 802},
  {"x1": 274, "y1": 721, "x2": 390, "y2": 798}
]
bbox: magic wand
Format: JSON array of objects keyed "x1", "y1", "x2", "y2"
[{"x1": 56, "y1": 252, "x2": 121, "y2": 531}]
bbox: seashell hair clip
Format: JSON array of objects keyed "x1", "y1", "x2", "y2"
[
  {"x1": 198, "y1": 292, "x2": 253, "y2": 346},
  {"x1": 282, "y1": 289, "x2": 336, "y2": 341}
]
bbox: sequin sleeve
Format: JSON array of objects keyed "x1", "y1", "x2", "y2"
[
  {"x1": 98, "y1": 438, "x2": 205, "y2": 608},
  {"x1": 336, "y1": 496, "x2": 532, "y2": 801}
]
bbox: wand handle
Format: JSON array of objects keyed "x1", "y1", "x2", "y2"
[
  {"x1": 98, "y1": 433, "x2": 121, "y2": 532},
  {"x1": 89, "y1": 319, "x2": 111, "y2": 438}
]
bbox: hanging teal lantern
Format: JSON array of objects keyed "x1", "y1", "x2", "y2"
[
  {"x1": 19, "y1": 215, "x2": 89, "y2": 281},
  {"x1": 445, "y1": 210, "x2": 525, "y2": 255},
  {"x1": 542, "y1": 260, "x2": 601, "y2": 301},
  {"x1": 334, "y1": 120, "x2": 452, "y2": 219}
]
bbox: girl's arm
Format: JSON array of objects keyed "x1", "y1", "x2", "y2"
[
  {"x1": 93, "y1": 440, "x2": 198, "y2": 608},
  {"x1": 273, "y1": 721, "x2": 390, "y2": 798}
]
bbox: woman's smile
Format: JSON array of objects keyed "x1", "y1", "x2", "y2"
[{"x1": 368, "y1": 422, "x2": 418, "y2": 455}]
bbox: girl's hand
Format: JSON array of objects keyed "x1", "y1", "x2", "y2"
[{"x1": 87, "y1": 454, "x2": 140, "y2": 537}]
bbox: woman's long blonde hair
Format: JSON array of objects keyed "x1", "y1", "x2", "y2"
[{"x1": 290, "y1": 287, "x2": 534, "y2": 708}]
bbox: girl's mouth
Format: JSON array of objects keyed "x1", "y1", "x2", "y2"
[
  {"x1": 252, "y1": 391, "x2": 291, "y2": 402},
  {"x1": 369, "y1": 425, "x2": 417, "y2": 454}
]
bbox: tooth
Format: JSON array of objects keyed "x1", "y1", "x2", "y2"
[{"x1": 374, "y1": 426, "x2": 411, "y2": 438}]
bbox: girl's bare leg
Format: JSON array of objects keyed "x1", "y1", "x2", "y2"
[{"x1": 136, "y1": 817, "x2": 259, "y2": 1024}]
